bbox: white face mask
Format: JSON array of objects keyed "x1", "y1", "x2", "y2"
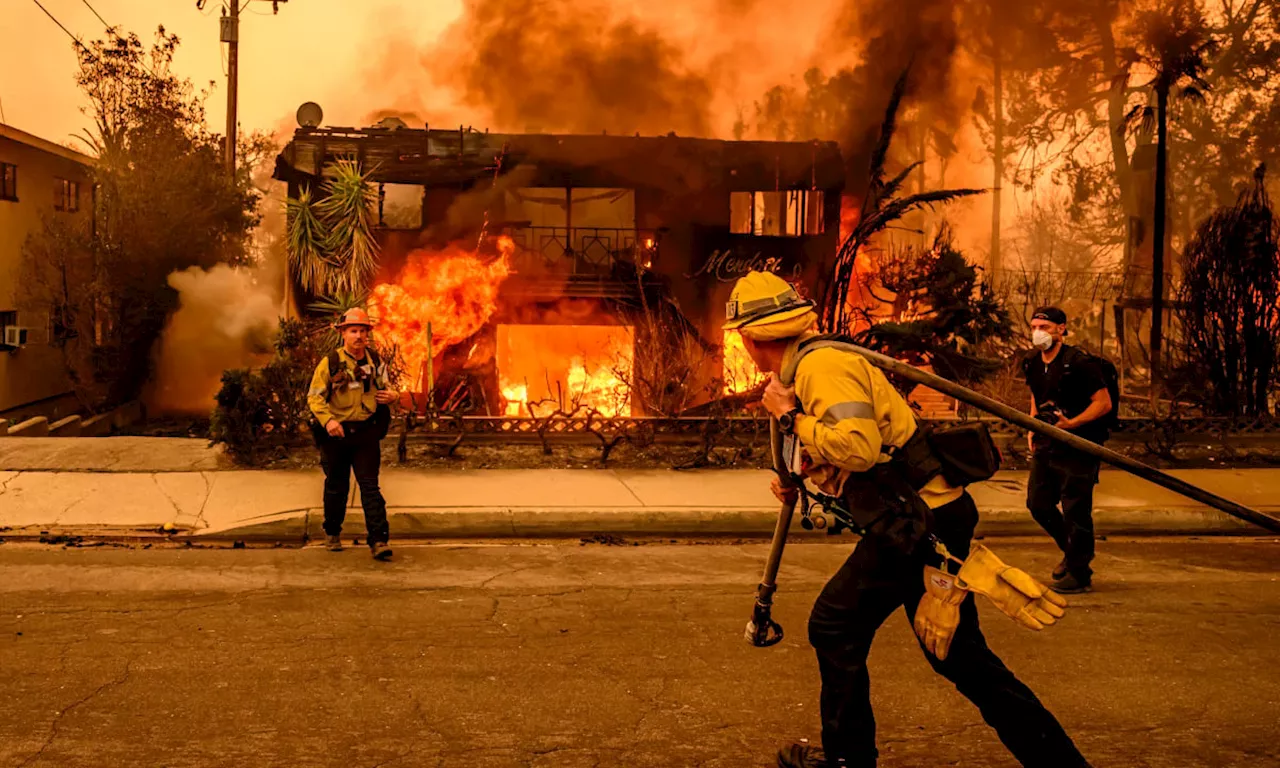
[{"x1": 1032, "y1": 329, "x2": 1055, "y2": 351}]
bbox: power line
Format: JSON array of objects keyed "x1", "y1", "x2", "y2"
[
  {"x1": 31, "y1": 0, "x2": 89, "y2": 52},
  {"x1": 79, "y1": 0, "x2": 110, "y2": 29}
]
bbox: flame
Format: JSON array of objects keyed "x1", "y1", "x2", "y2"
[
  {"x1": 839, "y1": 195, "x2": 859, "y2": 245},
  {"x1": 368, "y1": 237, "x2": 516, "y2": 389},
  {"x1": 722, "y1": 330, "x2": 766, "y2": 394},
  {"x1": 497, "y1": 324, "x2": 633, "y2": 417}
]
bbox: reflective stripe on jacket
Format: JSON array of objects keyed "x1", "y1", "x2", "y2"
[{"x1": 782, "y1": 333, "x2": 963, "y2": 510}]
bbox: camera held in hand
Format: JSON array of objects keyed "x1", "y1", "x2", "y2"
[{"x1": 1036, "y1": 402, "x2": 1063, "y2": 426}]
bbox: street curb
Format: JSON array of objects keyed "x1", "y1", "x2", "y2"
[{"x1": 1, "y1": 504, "x2": 1264, "y2": 544}]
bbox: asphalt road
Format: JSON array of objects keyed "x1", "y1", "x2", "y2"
[{"x1": 1, "y1": 537, "x2": 1278, "y2": 768}]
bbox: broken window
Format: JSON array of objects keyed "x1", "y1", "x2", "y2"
[
  {"x1": 730, "y1": 190, "x2": 825, "y2": 236},
  {"x1": 379, "y1": 183, "x2": 424, "y2": 229}
]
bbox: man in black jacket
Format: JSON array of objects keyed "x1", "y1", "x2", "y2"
[{"x1": 1022, "y1": 307, "x2": 1113, "y2": 593}]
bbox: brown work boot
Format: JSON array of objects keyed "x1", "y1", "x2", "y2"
[
  {"x1": 1052, "y1": 557, "x2": 1069, "y2": 581},
  {"x1": 325, "y1": 535, "x2": 343, "y2": 552},
  {"x1": 371, "y1": 541, "x2": 393, "y2": 561}
]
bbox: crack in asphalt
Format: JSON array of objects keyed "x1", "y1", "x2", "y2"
[{"x1": 18, "y1": 660, "x2": 132, "y2": 768}]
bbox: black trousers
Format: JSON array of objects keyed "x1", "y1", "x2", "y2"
[
  {"x1": 808, "y1": 492, "x2": 1088, "y2": 767},
  {"x1": 315, "y1": 419, "x2": 390, "y2": 545},
  {"x1": 1027, "y1": 449, "x2": 1099, "y2": 581}
]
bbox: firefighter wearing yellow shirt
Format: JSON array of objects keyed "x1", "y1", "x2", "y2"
[
  {"x1": 726, "y1": 272, "x2": 1088, "y2": 768},
  {"x1": 308, "y1": 308, "x2": 399, "y2": 561}
]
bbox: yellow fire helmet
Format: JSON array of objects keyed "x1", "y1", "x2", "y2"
[{"x1": 723, "y1": 271, "x2": 815, "y2": 332}]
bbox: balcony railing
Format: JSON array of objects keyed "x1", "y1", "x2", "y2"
[{"x1": 492, "y1": 226, "x2": 661, "y2": 276}]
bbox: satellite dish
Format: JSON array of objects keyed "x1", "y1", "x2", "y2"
[{"x1": 296, "y1": 102, "x2": 323, "y2": 128}]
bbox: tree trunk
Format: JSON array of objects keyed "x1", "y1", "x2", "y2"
[
  {"x1": 991, "y1": 45, "x2": 1004, "y2": 279},
  {"x1": 1151, "y1": 86, "x2": 1170, "y2": 396},
  {"x1": 1099, "y1": 17, "x2": 1137, "y2": 219}
]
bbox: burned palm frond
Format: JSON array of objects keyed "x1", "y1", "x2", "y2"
[{"x1": 819, "y1": 68, "x2": 987, "y2": 335}]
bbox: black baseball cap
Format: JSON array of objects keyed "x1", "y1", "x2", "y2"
[{"x1": 1031, "y1": 306, "x2": 1067, "y2": 325}]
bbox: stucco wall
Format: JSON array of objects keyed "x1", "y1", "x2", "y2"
[{"x1": 0, "y1": 130, "x2": 93, "y2": 414}]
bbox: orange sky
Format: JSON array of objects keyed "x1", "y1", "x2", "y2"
[{"x1": 5, "y1": 0, "x2": 464, "y2": 147}]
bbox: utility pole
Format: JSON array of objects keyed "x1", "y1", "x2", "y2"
[
  {"x1": 211, "y1": 0, "x2": 288, "y2": 175},
  {"x1": 221, "y1": 1, "x2": 239, "y2": 174}
]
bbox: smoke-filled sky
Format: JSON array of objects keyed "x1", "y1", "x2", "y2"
[
  {"x1": 9, "y1": 0, "x2": 1000, "y2": 259},
  {"x1": 5, "y1": 0, "x2": 460, "y2": 144},
  {"x1": 8, "y1": 0, "x2": 889, "y2": 144}
]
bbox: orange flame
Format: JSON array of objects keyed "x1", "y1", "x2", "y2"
[
  {"x1": 497, "y1": 324, "x2": 632, "y2": 417},
  {"x1": 368, "y1": 237, "x2": 516, "y2": 389},
  {"x1": 722, "y1": 330, "x2": 766, "y2": 395}
]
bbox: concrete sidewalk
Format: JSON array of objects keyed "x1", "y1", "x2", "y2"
[{"x1": 1, "y1": 458, "x2": 1277, "y2": 540}]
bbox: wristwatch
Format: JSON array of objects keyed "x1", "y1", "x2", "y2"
[{"x1": 778, "y1": 408, "x2": 802, "y2": 435}]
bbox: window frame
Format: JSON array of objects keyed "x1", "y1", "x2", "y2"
[
  {"x1": 729, "y1": 190, "x2": 824, "y2": 237},
  {"x1": 54, "y1": 178, "x2": 80, "y2": 212},
  {"x1": 0, "y1": 163, "x2": 17, "y2": 202}
]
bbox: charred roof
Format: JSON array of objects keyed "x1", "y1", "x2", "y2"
[{"x1": 274, "y1": 125, "x2": 845, "y2": 193}]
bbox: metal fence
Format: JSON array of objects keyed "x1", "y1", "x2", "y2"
[{"x1": 399, "y1": 413, "x2": 1280, "y2": 447}]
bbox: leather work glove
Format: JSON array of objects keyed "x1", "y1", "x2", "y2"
[
  {"x1": 956, "y1": 544, "x2": 1068, "y2": 630},
  {"x1": 913, "y1": 565, "x2": 968, "y2": 661}
]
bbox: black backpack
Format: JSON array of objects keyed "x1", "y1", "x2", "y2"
[
  {"x1": 1024, "y1": 346, "x2": 1121, "y2": 432},
  {"x1": 1086, "y1": 351, "x2": 1122, "y2": 431}
]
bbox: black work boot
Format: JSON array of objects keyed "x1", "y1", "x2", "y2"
[
  {"x1": 777, "y1": 743, "x2": 849, "y2": 768},
  {"x1": 1053, "y1": 573, "x2": 1092, "y2": 594},
  {"x1": 1052, "y1": 557, "x2": 1068, "y2": 581},
  {"x1": 325, "y1": 535, "x2": 343, "y2": 552},
  {"x1": 371, "y1": 541, "x2": 393, "y2": 561}
]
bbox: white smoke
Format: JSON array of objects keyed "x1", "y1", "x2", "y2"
[{"x1": 145, "y1": 264, "x2": 282, "y2": 415}]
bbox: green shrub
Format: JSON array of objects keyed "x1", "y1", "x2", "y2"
[{"x1": 209, "y1": 318, "x2": 321, "y2": 464}]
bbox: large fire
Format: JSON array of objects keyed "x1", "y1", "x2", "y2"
[
  {"x1": 722, "y1": 330, "x2": 766, "y2": 394},
  {"x1": 497, "y1": 324, "x2": 633, "y2": 417},
  {"x1": 368, "y1": 237, "x2": 516, "y2": 389}
]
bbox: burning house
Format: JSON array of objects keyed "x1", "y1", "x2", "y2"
[{"x1": 274, "y1": 113, "x2": 844, "y2": 416}]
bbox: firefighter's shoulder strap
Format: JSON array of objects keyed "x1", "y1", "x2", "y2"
[
  {"x1": 777, "y1": 333, "x2": 899, "y2": 453},
  {"x1": 777, "y1": 334, "x2": 998, "y2": 486},
  {"x1": 323, "y1": 348, "x2": 382, "y2": 400},
  {"x1": 779, "y1": 333, "x2": 871, "y2": 388}
]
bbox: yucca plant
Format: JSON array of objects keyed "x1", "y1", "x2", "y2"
[
  {"x1": 315, "y1": 158, "x2": 381, "y2": 295},
  {"x1": 286, "y1": 188, "x2": 332, "y2": 295},
  {"x1": 284, "y1": 158, "x2": 382, "y2": 296}
]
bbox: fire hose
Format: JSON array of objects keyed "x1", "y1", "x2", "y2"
[{"x1": 746, "y1": 342, "x2": 1280, "y2": 648}]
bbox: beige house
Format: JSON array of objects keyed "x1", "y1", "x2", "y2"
[{"x1": 0, "y1": 123, "x2": 94, "y2": 417}]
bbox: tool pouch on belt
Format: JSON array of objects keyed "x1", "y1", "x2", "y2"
[
  {"x1": 841, "y1": 429, "x2": 941, "y2": 554},
  {"x1": 926, "y1": 422, "x2": 1002, "y2": 486}
]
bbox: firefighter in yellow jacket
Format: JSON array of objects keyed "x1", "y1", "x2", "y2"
[
  {"x1": 308, "y1": 308, "x2": 399, "y2": 560},
  {"x1": 726, "y1": 271, "x2": 1088, "y2": 768}
]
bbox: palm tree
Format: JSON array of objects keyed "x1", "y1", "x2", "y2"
[
  {"x1": 1119, "y1": 0, "x2": 1216, "y2": 394},
  {"x1": 820, "y1": 69, "x2": 984, "y2": 333}
]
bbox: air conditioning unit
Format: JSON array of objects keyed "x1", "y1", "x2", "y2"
[{"x1": 3, "y1": 326, "x2": 28, "y2": 349}]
